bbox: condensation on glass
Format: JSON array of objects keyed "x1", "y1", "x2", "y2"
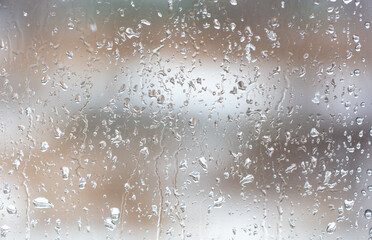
[{"x1": 0, "y1": 0, "x2": 371, "y2": 239}]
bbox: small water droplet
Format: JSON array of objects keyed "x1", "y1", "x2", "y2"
[
  {"x1": 65, "y1": 51, "x2": 73, "y2": 59},
  {"x1": 230, "y1": 0, "x2": 237, "y2": 5},
  {"x1": 189, "y1": 171, "x2": 200, "y2": 183},
  {"x1": 0, "y1": 225, "x2": 10, "y2": 237},
  {"x1": 33, "y1": 197, "x2": 54, "y2": 209},
  {"x1": 6, "y1": 205, "x2": 17, "y2": 214},
  {"x1": 110, "y1": 207, "x2": 120, "y2": 221},
  {"x1": 326, "y1": 222, "x2": 336, "y2": 234},
  {"x1": 104, "y1": 217, "x2": 116, "y2": 231},
  {"x1": 140, "y1": 19, "x2": 151, "y2": 26},
  {"x1": 240, "y1": 174, "x2": 254, "y2": 186},
  {"x1": 54, "y1": 127, "x2": 64, "y2": 139},
  {"x1": 3, "y1": 184, "x2": 10, "y2": 194},
  {"x1": 310, "y1": 128, "x2": 319, "y2": 138},
  {"x1": 213, "y1": 196, "x2": 225, "y2": 208},
  {"x1": 199, "y1": 157, "x2": 208, "y2": 171},
  {"x1": 344, "y1": 199, "x2": 354, "y2": 210},
  {"x1": 40, "y1": 141, "x2": 49, "y2": 152},
  {"x1": 188, "y1": 117, "x2": 196, "y2": 128},
  {"x1": 179, "y1": 159, "x2": 188, "y2": 170},
  {"x1": 356, "y1": 117, "x2": 364, "y2": 125},
  {"x1": 61, "y1": 167, "x2": 69, "y2": 180},
  {"x1": 79, "y1": 178, "x2": 87, "y2": 190},
  {"x1": 365, "y1": 209, "x2": 372, "y2": 220}
]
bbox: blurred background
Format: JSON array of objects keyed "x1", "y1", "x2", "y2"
[{"x1": 0, "y1": 0, "x2": 371, "y2": 239}]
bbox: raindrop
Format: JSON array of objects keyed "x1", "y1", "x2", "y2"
[
  {"x1": 79, "y1": 178, "x2": 87, "y2": 190},
  {"x1": 188, "y1": 118, "x2": 196, "y2": 128},
  {"x1": 61, "y1": 167, "x2": 69, "y2": 180},
  {"x1": 40, "y1": 141, "x2": 49, "y2": 152},
  {"x1": 140, "y1": 19, "x2": 151, "y2": 26},
  {"x1": 3, "y1": 184, "x2": 10, "y2": 194},
  {"x1": 189, "y1": 171, "x2": 200, "y2": 183},
  {"x1": 213, "y1": 196, "x2": 225, "y2": 208},
  {"x1": 326, "y1": 222, "x2": 336, "y2": 234},
  {"x1": 33, "y1": 197, "x2": 54, "y2": 209},
  {"x1": 104, "y1": 218, "x2": 116, "y2": 231},
  {"x1": 310, "y1": 128, "x2": 319, "y2": 138},
  {"x1": 199, "y1": 157, "x2": 208, "y2": 171},
  {"x1": 110, "y1": 207, "x2": 120, "y2": 221},
  {"x1": 365, "y1": 209, "x2": 372, "y2": 220},
  {"x1": 240, "y1": 174, "x2": 254, "y2": 186},
  {"x1": 0, "y1": 225, "x2": 10, "y2": 237},
  {"x1": 344, "y1": 199, "x2": 354, "y2": 210},
  {"x1": 356, "y1": 117, "x2": 364, "y2": 125},
  {"x1": 6, "y1": 205, "x2": 17, "y2": 214},
  {"x1": 179, "y1": 159, "x2": 188, "y2": 170}
]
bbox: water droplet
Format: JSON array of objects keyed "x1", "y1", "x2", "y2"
[
  {"x1": 199, "y1": 157, "x2": 208, "y2": 171},
  {"x1": 40, "y1": 141, "x2": 49, "y2": 152},
  {"x1": 326, "y1": 222, "x2": 336, "y2": 234},
  {"x1": 33, "y1": 197, "x2": 54, "y2": 209},
  {"x1": 188, "y1": 118, "x2": 196, "y2": 128},
  {"x1": 54, "y1": 127, "x2": 64, "y2": 139},
  {"x1": 365, "y1": 22, "x2": 371, "y2": 29},
  {"x1": 61, "y1": 167, "x2": 69, "y2": 180},
  {"x1": 79, "y1": 178, "x2": 87, "y2": 190},
  {"x1": 6, "y1": 205, "x2": 17, "y2": 214},
  {"x1": 152, "y1": 205, "x2": 158, "y2": 216},
  {"x1": 0, "y1": 225, "x2": 10, "y2": 237},
  {"x1": 356, "y1": 117, "x2": 364, "y2": 125},
  {"x1": 3, "y1": 184, "x2": 10, "y2": 194},
  {"x1": 344, "y1": 199, "x2": 354, "y2": 210},
  {"x1": 230, "y1": 0, "x2": 237, "y2": 5},
  {"x1": 104, "y1": 217, "x2": 116, "y2": 231},
  {"x1": 365, "y1": 209, "x2": 372, "y2": 220},
  {"x1": 310, "y1": 128, "x2": 319, "y2": 138},
  {"x1": 244, "y1": 158, "x2": 252, "y2": 169},
  {"x1": 343, "y1": 0, "x2": 352, "y2": 4},
  {"x1": 65, "y1": 51, "x2": 73, "y2": 59},
  {"x1": 110, "y1": 207, "x2": 120, "y2": 221},
  {"x1": 189, "y1": 171, "x2": 200, "y2": 183},
  {"x1": 125, "y1": 28, "x2": 140, "y2": 39},
  {"x1": 285, "y1": 163, "x2": 297, "y2": 174},
  {"x1": 213, "y1": 196, "x2": 225, "y2": 208},
  {"x1": 240, "y1": 174, "x2": 254, "y2": 186},
  {"x1": 179, "y1": 159, "x2": 188, "y2": 170}
]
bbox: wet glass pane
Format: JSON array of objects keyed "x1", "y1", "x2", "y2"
[{"x1": 0, "y1": 0, "x2": 371, "y2": 239}]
